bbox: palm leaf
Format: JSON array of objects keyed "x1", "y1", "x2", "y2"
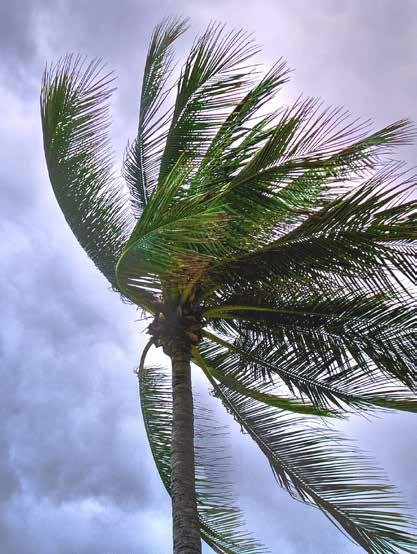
[
  {"x1": 201, "y1": 330, "x2": 417, "y2": 415},
  {"x1": 191, "y1": 61, "x2": 290, "y2": 190},
  {"x1": 158, "y1": 21, "x2": 259, "y2": 184},
  {"x1": 204, "y1": 287, "x2": 417, "y2": 391},
  {"x1": 200, "y1": 356, "x2": 338, "y2": 418},
  {"x1": 203, "y1": 163, "x2": 416, "y2": 300},
  {"x1": 124, "y1": 17, "x2": 189, "y2": 217},
  {"x1": 205, "y1": 102, "x2": 414, "y2": 251},
  {"x1": 41, "y1": 55, "x2": 132, "y2": 291},
  {"x1": 194, "y1": 348, "x2": 417, "y2": 554},
  {"x1": 116, "y1": 154, "x2": 232, "y2": 306},
  {"x1": 137, "y1": 345, "x2": 268, "y2": 553}
]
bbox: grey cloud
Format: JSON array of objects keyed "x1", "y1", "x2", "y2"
[
  {"x1": 0, "y1": 0, "x2": 57, "y2": 94},
  {"x1": 0, "y1": 495, "x2": 171, "y2": 554},
  {"x1": 0, "y1": 1, "x2": 38, "y2": 81},
  {"x1": 0, "y1": 201, "x2": 168, "y2": 551},
  {"x1": 1, "y1": 242, "x2": 151, "y2": 509}
]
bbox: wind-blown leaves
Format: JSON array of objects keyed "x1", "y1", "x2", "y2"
[
  {"x1": 200, "y1": 321, "x2": 417, "y2": 416},
  {"x1": 198, "y1": 101, "x2": 415, "y2": 261},
  {"x1": 194, "y1": 348, "x2": 417, "y2": 554},
  {"x1": 124, "y1": 17, "x2": 189, "y2": 217},
  {"x1": 203, "y1": 163, "x2": 417, "y2": 301},
  {"x1": 116, "y1": 154, "x2": 232, "y2": 306},
  {"x1": 192, "y1": 61, "x2": 291, "y2": 189},
  {"x1": 200, "y1": 352, "x2": 338, "y2": 418},
  {"x1": 204, "y1": 284, "x2": 417, "y2": 389},
  {"x1": 158, "y1": 22, "x2": 259, "y2": 184},
  {"x1": 137, "y1": 351, "x2": 268, "y2": 553},
  {"x1": 41, "y1": 55, "x2": 132, "y2": 290}
]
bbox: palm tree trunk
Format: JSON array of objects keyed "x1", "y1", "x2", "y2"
[{"x1": 170, "y1": 343, "x2": 201, "y2": 553}]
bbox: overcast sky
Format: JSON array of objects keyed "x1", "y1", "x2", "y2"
[{"x1": 1, "y1": 1, "x2": 417, "y2": 552}]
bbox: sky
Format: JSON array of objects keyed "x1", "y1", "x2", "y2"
[{"x1": 1, "y1": 1, "x2": 417, "y2": 552}]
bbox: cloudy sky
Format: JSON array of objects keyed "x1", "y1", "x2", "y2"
[{"x1": 2, "y1": 1, "x2": 417, "y2": 552}]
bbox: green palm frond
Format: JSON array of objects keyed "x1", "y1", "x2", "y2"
[
  {"x1": 116, "y1": 154, "x2": 232, "y2": 306},
  {"x1": 198, "y1": 353, "x2": 338, "y2": 418},
  {"x1": 202, "y1": 102, "x2": 414, "y2": 256},
  {"x1": 194, "y1": 348, "x2": 417, "y2": 554},
  {"x1": 231, "y1": 100, "x2": 412, "y2": 186},
  {"x1": 124, "y1": 17, "x2": 189, "y2": 217},
  {"x1": 191, "y1": 61, "x2": 290, "y2": 189},
  {"x1": 204, "y1": 163, "x2": 416, "y2": 300},
  {"x1": 41, "y1": 55, "x2": 132, "y2": 291},
  {"x1": 201, "y1": 330, "x2": 417, "y2": 415},
  {"x1": 158, "y1": 21, "x2": 259, "y2": 184},
  {"x1": 204, "y1": 286, "x2": 417, "y2": 390},
  {"x1": 137, "y1": 347, "x2": 268, "y2": 553}
]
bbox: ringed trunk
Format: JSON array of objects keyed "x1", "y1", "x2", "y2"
[{"x1": 170, "y1": 343, "x2": 201, "y2": 553}]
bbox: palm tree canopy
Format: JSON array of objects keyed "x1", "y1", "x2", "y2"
[{"x1": 41, "y1": 17, "x2": 417, "y2": 553}]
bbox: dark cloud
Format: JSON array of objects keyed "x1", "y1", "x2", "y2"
[
  {"x1": 0, "y1": 0, "x2": 59, "y2": 95},
  {"x1": 0, "y1": 1, "x2": 39, "y2": 84},
  {"x1": 0, "y1": 231, "x2": 172, "y2": 550},
  {"x1": 2, "y1": 0, "x2": 417, "y2": 552}
]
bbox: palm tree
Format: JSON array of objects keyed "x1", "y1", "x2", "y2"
[{"x1": 40, "y1": 16, "x2": 417, "y2": 554}]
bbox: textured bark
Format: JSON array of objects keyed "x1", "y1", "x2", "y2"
[{"x1": 170, "y1": 343, "x2": 201, "y2": 553}]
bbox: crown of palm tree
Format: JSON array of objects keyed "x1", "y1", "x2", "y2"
[{"x1": 41, "y1": 17, "x2": 417, "y2": 553}]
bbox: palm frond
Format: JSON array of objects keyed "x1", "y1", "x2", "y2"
[
  {"x1": 41, "y1": 55, "x2": 132, "y2": 291},
  {"x1": 137, "y1": 348, "x2": 268, "y2": 553},
  {"x1": 158, "y1": 21, "x2": 259, "y2": 184},
  {"x1": 191, "y1": 61, "x2": 290, "y2": 190},
  {"x1": 124, "y1": 17, "x2": 189, "y2": 217},
  {"x1": 201, "y1": 330, "x2": 417, "y2": 415},
  {"x1": 203, "y1": 163, "x2": 416, "y2": 300},
  {"x1": 194, "y1": 348, "x2": 417, "y2": 554},
  {"x1": 199, "y1": 354, "x2": 338, "y2": 418},
  {"x1": 232, "y1": 99, "x2": 413, "y2": 186},
  {"x1": 204, "y1": 285, "x2": 417, "y2": 391},
  {"x1": 201, "y1": 102, "x2": 414, "y2": 253}
]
